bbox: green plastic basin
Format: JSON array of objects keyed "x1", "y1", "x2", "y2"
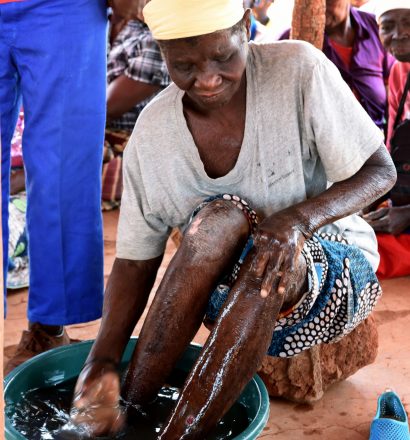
[{"x1": 4, "y1": 338, "x2": 270, "y2": 439}]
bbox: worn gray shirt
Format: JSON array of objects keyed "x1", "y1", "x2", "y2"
[{"x1": 117, "y1": 41, "x2": 383, "y2": 269}]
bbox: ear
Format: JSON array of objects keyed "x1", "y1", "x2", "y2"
[{"x1": 243, "y1": 8, "x2": 252, "y2": 40}]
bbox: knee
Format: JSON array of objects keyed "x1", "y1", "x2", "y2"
[{"x1": 182, "y1": 199, "x2": 250, "y2": 260}]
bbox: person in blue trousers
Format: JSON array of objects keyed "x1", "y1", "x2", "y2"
[{"x1": 0, "y1": 0, "x2": 110, "y2": 374}]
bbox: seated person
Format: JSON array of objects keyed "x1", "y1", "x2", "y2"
[
  {"x1": 106, "y1": 15, "x2": 170, "y2": 134},
  {"x1": 362, "y1": 1, "x2": 410, "y2": 279},
  {"x1": 102, "y1": 15, "x2": 170, "y2": 208},
  {"x1": 70, "y1": 1, "x2": 396, "y2": 438},
  {"x1": 244, "y1": 0, "x2": 272, "y2": 41},
  {"x1": 279, "y1": 0, "x2": 394, "y2": 131}
]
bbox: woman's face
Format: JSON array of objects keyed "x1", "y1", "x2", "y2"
[
  {"x1": 325, "y1": 0, "x2": 350, "y2": 31},
  {"x1": 379, "y1": 9, "x2": 410, "y2": 62},
  {"x1": 160, "y1": 18, "x2": 249, "y2": 111}
]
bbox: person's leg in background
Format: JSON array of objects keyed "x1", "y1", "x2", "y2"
[
  {"x1": 4, "y1": 0, "x2": 107, "y2": 373},
  {"x1": 0, "y1": 2, "x2": 22, "y2": 304}
]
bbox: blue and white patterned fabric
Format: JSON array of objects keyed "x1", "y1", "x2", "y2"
[{"x1": 194, "y1": 194, "x2": 382, "y2": 358}]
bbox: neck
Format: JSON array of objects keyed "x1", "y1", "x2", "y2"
[{"x1": 327, "y1": 10, "x2": 355, "y2": 47}]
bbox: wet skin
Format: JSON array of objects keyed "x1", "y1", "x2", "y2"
[{"x1": 71, "y1": 11, "x2": 397, "y2": 439}]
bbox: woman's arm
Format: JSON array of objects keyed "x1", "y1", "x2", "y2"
[
  {"x1": 252, "y1": 145, "x2": 397, "y2": 297},
  {"x1": 70, "y1": 256, "x2": 162, "y2": 435},
  {"x1": 88, "y1": 256, "x2": 162, "y2": 365},
  {"x1": 107, "y1": 75, "x2": 160, "y2": 120}
]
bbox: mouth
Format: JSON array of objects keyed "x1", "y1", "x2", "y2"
[
  {"x1": 391, "y1": 44, "x2": 410, "y2": 57},
  {"x1": 196, "y1": 90, "x2": 225, "y2": 100}
]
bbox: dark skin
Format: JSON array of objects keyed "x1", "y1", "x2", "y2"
[
  {"x1": 325, "y1": 0, "x2": 355, "y2": 47},
  {"x1": 378, "y1": 9, "x2": 410, "y2": 62},
  {"x1": 362, "y1": 9, "x2": 410, "y2": 235},
  {"x1": 109, "y1": 0, "x2": 150, "y2": 21},
  {"x1": 107, "y1": 74, "x2": 160, "y2": 120},
  {"x1": 71, "y1": 11, "x2": 397, "y2": 439}
]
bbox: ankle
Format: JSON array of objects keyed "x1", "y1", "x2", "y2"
[{"x1": 29, "y1": 322, "x2": 64, "y2": 337}]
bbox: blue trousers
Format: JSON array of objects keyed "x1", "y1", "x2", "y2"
[{"x1": 0, "y1": 0, "x2": 107, "y2": 325}]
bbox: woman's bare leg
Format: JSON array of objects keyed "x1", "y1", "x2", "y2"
[
  {"x1": 158, "y1": 250, "x2": 307, "y2": 440},
  {"x1": 122, "y1": 199, "x2": 250, "y2": 404}
]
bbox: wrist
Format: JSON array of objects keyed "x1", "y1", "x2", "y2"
[{"x1": 83, "y1": 357, "x2": 120, "y2": 372}]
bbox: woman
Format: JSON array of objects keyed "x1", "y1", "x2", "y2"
[
  {"x1": 362, "y1": 1, "x2": 410, "y2": 279},
  {"x1": 280, "y1": 0, "x2": 394, "y2": 131},
  {"x1": 70, "y1": 1, "x2": 396, "y2": 438}
]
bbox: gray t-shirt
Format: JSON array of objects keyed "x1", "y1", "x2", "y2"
[{"x1": 117, "y1": 41, "x2": 383, "y2": 269}]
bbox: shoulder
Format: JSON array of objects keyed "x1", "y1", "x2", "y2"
[
  {"x1": 249, "y1": 40, "x2": 327, "y2": 74},
  {"x1": 353, "y1": 7, "x2": 378, "y2": 26},
  {"x1": 351, "y1": 8, "x2": 382, "y2": 40},
  {"x1": 140, "y1": 82, "x2": 178, "y2": 115},
  {"x1": 118, "y1": 20, "x2": 159, "y2": 51},
  {"x1": 127, "y1": 83, "x2": 180, "y2": 150},
  {"x1": 124, "y1": 20, "x2": 152, "y2": 37}
]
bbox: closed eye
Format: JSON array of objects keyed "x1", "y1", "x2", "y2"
[
  {"x1": 380, "y1": 21, "x2": 394, "y2": 33},
  {"x1": 174, "y1": 63, "x2": 193, "y2": 73},
  {"x1": 214, "y1": 53, "x2": 234, "y2": 63}
]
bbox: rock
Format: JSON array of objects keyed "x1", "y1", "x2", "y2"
[{"x1": 258, "y1": 316, "x2": 378, "y2": 403}]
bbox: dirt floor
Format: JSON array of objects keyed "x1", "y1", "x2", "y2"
[{"x1": 4, "y1": 209, "x2": 410, "y2": 439}]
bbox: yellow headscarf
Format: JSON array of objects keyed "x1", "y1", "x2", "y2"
[{"x1": 143, "y1": 0, "x2": 245, "y2": 40}]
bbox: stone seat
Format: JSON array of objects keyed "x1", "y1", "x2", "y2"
[{"x1": 258, "y1": 316, "x2": 378, "y2": 403}]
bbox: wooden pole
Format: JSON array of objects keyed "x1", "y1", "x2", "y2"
[{"x1": 290, "y1": 0, "x2": 326, "y2": 50}]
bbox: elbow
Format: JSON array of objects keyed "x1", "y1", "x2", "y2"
[
  {"x1": 384, "y1": 158, "x2": 398, "y2": 194},
  {"x1": 372, "y1": 145, "x2": 398, "y2": 195}
]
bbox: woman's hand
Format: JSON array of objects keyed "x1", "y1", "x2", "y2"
[
  {"x1": 362, "y1": 205, "x2": 410, "y2": 235},
  {"x1": 69, "y1": 360, "x2": 124, "y2": 437},
  {"x1": 251, "y1": 209, "x2": 310, "y2": 300}
]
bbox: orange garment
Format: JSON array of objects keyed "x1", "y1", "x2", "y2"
[
  {"x1": 329, "y1": 38, "x2": 353, "y2": 70},
  {"x1": 329, "y1": 39, "x2": 360, "y2": 100},
  {"x1": 387, "y1": 61, "x2": 410, "y2": 150},
  {"x1": 376, "y1": 233, "x2": 410, "y2": 279}
]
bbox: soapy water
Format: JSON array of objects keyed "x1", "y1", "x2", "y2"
[{"x1": 7, "y1": 372, "x2": 250, "y2": 440}]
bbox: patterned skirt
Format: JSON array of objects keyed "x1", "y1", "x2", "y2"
[{"x1": 191, "y1": 194, "x2": 382, "y2": 358}]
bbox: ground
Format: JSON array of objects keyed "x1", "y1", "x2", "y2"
[{"x1": 4, "y1": 210, "x2": 410, "y2": 439}]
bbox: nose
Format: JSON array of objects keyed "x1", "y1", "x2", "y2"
[{"x1": 194, "y1": 68, "x2": 223, "y2": 92}]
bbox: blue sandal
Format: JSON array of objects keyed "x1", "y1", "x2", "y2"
[{"x1": 369, "y1": 390, "x2": 410, "y2": 440}]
